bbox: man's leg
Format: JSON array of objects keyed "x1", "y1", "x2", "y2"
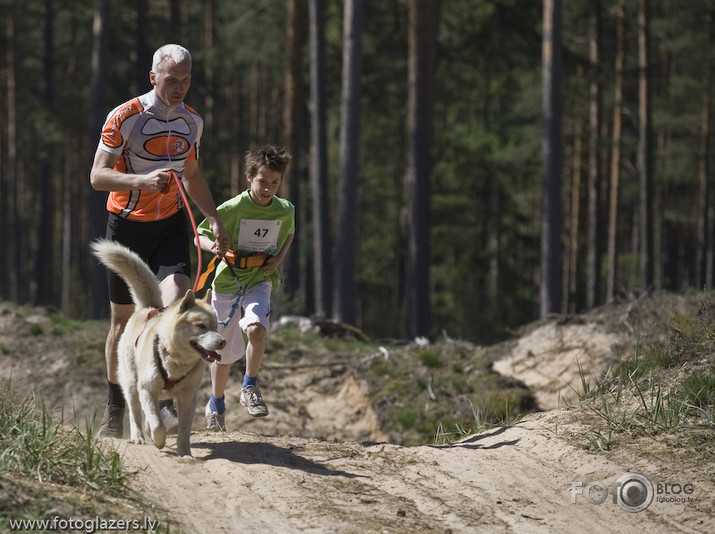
[
  {"x1": 159, "y1": 273, "x2": 191, "y2": 306},
  {"x1": 98, "y1": 302, "x2": 134, "y2": 438}
]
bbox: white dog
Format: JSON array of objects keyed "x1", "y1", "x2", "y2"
[{"x1": 92, "y1": 240, "x2": 225, "y2": 458}]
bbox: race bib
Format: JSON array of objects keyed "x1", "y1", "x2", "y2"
[{"x1": 237, "y1": 219, "x2": 282, "y2": 252}]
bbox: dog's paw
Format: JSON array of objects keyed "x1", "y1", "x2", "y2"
[
  {"x1": 151, "y1": 427, "x2": 167, "y2": 449},
  {"x1": 129, "y1": 436, "x2": 146, "y2": 445}
]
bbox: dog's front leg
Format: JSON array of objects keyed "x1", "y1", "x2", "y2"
[
  {"x1": 125, "y1": 384, "x2": 146, "y2": 445},
  {"x1": 139, "y1": 388, "x2": 166, "y2": 449},
  {"x1": 174, "y1": 391, "x2": 196, "y2": 458}
]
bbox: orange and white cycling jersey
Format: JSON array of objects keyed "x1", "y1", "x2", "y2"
[{"x1": 97, "y1": 89, "x2": 203, "y2": 221}]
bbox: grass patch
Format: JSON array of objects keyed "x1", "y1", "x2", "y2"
[
  {"x1": 574, "y1": 297, "x2": 715, "y2": 451},
  {"x1": 0, "y1": 380, "x2": 161, "y2": 529},
  {"x1": 368, "y1": 341, "x2": 535, "y2": 446}
]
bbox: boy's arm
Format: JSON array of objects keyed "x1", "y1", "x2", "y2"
[
  {"x1": 260, "y1": 233, "x2": 294, "y2": 274},
  {"x1": 196, "y1": 234, "x2": 217, "y2": 254}
]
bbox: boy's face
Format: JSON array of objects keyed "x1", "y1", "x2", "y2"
[{"x1": 248, "y1": 167, "x2": 282, "y2": 206}]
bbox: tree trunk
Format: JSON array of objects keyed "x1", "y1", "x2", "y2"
[
  {"x1": 637, "y1": 0, "x2": 653, "y2": 289},
  {"x1": 134, "y1": 0, "x2": 149, "y2": 95},
  {"x1": 404, "y1": 0, "x2": 438, "y2": 339},
  {"x1": 705, "y1": 10, "x2": 715, "y2": 289},
  {"x1": 334, "y1": 0, "x2": 364, "y2": 325},
  {"x1": 281, "y1": 0, "x2": 306, "y2": 305},
  {"x1": 203, "y1": 0, "x2": 215, "y2": 141},
  {"x1": 586, "y1": 1, "x2": 601, "y2": 309},
  {"x1": 33, "y1": 0, "x2": 55, "y2": 305},
  {"x1": 2, "y1": 7, "x2": 18, "y2": 301},
  {"x1": 308, "y1": 0, "x2": 332, "y2": 317},
  {"x1": 540, "y1": 0, "x2": 563, "y2": 318},
  {"x1": 88, "y1": 0, "x2": 111, "y2": 317},
  {"x1": 696, "y1": 10, "x2": 713, "y2": 288},
  {"x1": 606, "y1": 0, "x2": 625, "y2": 302},
  {"x1": 566, "y1": 101, "x2": 582, "y2": 312}
]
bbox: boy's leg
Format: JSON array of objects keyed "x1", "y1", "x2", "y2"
[
  {"x1": 205, "y1": 292, "x2": 246, "y2": 431},
  {"x1": 238, "y1": 283, "x2": 272, "y2": 417},
  {"x1": 205, "y1": 362, "x2": 231, "y2": 431},
  {"x1": 244, "y1": 323, "x2": 266, "y2": 379},
  {"x1": 241, "y1": 323, "x2": 269, "y2": 414},
  {"x1": 211, "y1": 362, "x2": 232, "y2": 401}
]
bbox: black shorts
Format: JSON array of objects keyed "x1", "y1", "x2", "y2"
[{"x1": 104, "y1": 211, "x2": 192, "y2": 305}]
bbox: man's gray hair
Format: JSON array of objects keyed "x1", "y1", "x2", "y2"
[{"x1": 151, "y1": 44, "x2": 191, "y2": 73}]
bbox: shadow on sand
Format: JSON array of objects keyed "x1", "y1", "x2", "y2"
[{"x1": 191, "y1": 439, "x2": 364, "y2": 478}]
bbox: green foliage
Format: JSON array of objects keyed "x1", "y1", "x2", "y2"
[
  {"x1": 418, "y1": 350, "x2": 440, "y2": 368},
  {"x1": 682, "y1": 368, "x2": 715, "y2": 411}
]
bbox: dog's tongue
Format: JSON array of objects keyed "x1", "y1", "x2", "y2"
[
  {"x1": 191, "y1": 340, "x2": 222, "y2": 363},
  {"x1": 203, "y1": 350, "x2": 221, "y2": 363}
]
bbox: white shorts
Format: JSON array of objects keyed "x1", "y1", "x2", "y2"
[{"x1": 211, "y1": 281, "x2": 272, "y2": 365}]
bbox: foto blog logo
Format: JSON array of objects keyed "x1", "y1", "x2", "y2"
[{"x1": 571, "y1": 472, "x2": 654, "y2": 513}]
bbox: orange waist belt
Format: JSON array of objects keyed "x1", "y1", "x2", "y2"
[
  {"x1": 196, "y1": 251, "x2": 269, "y2": 291},
  {"x1": 224, "y1": 250, "x2": 269, "y2": 269}
]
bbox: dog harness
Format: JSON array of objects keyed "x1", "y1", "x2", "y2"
[{"x1": 135, "y1": 307, "x2": 166, "y2": 347}]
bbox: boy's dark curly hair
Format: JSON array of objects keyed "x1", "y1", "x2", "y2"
[{"x1": 245, "y1": 145, "x2": 292, "y2": 177}]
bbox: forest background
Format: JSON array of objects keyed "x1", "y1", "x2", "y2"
[{"x1": 1, "y1": 0, "x2": 713, "y2": 345}]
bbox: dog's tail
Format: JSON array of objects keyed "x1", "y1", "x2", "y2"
[{"x1": 91, "y1": 239, "x2": 164, "y2": 310}]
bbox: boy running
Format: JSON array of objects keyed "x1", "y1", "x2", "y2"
[{"x1": 197, "y1": 145, "x2": 294, "y2": 430}]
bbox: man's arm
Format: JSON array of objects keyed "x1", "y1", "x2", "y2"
[
  {"x1": 89, "y1": 148, "x2": 172, "y2": 192},
  {"x1": 182, "y1": 160, "x2": 229, "y2": 254}
]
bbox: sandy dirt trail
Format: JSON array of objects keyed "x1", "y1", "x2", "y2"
[
  {"x1": 116, "y1": 414, "x2": 711, "y2": 534},
  {"x1": 1, "y1": 298, "x2": 712, "y2": 532}
]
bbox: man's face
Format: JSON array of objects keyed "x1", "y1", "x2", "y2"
[{"x1": 150, "y1": 59, "x2": 191, "y2": 107}]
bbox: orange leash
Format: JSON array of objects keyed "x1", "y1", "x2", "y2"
[{"x1": 171, "y1": 171, "x2": 202, "y2": 293}]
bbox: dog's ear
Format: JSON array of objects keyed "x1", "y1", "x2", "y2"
[
  {"x1": 202, "y1": 289, "x2": 212, "y2": 304},
  {"x1": 178, "y1": 289, "x2": 196, "y2": 313}
]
